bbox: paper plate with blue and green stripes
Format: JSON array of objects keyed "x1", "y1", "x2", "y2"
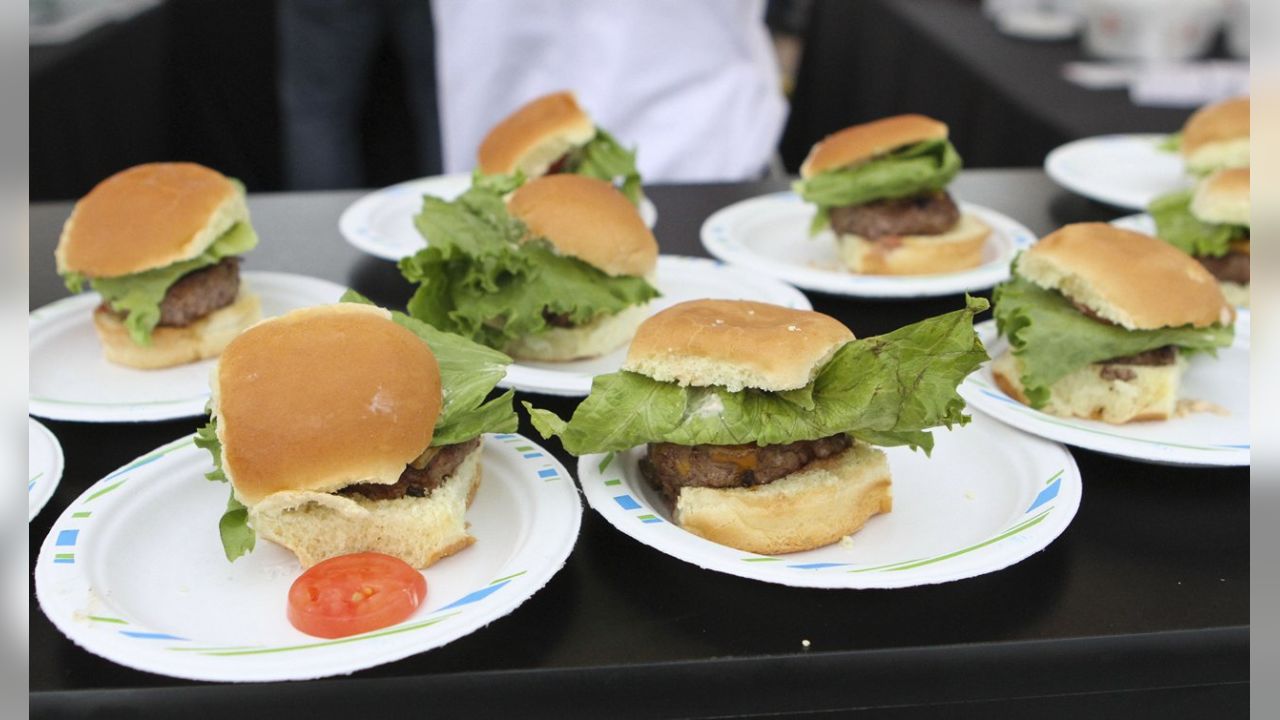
[
  {"x1": 961, "y1": 318, "x2": 1250, "y2": 467},
  {"x1": 28, "y1": 417, "x2": 64, "y2": 522},
  {"x1": 579, "y1": 412, "x2": 1080, "y2": 589},
  {"x1": 35, "y1": 432, "x2": 580, "y2": 682}
]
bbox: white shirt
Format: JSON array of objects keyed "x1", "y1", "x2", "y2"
[{"x1": 432, "y1": 0, "x2": 788, "y2": 182}]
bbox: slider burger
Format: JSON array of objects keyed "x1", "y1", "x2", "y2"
[
  {"x1": 195, "y1": 297, "x2": 518, "y2": 566},
  {"x1": 1177, "y1": 96, "x2": 1249, "y2": 176},
  {"x1": 528, "y1": 297, "x2": 988, "y2": 554},
  {"x1": 1149, "y1": 168, "x2": 1250, "y2": 307},
  {"x1": 992, "y1": 223, "x2": 1234, "y2": 424},
  {"x1": 55, "y1": 162, "x2": 261, "y2": 369},
  {"x1": 794, "y1": 114, "x2": 989, "y2": 275},
  {"x1": 400, "y1": 173, "x2": 659, "y2": 362},
  {"x1": 477, "y1": 90, "x2": 644, "y2": 205}
]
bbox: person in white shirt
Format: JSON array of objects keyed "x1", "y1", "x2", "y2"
[
  {"x1": 277, "y1": 0, "x2": 440, "y2": 189},
  {"x1": 431, "y1": 0, "x2": 789, "y2": 183}
]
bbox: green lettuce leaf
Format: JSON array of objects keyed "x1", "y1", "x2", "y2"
[
  {"x1": 193, "y1": 418, "x2": 226, "y2": 482},
  {"x1": 399, "y1": 186, "x2": 659, "y2": 350},
  {"x1": 573, "y1": 129, "x2": 644, "y2": 204},
  {"x1": 527, "y1": 297, "x2": 989, "y2": 455},
  {"x1": 793, "y1": 139, "x2": 962, "y2": 234},
  {"x1": 469, "y1": 168, "x2": 527, "y2": 197},
  {"x1": 1156, "y1": 132, "x2": 1182, "y2": 152},
  {"x1": 340, "y1": 290, "x2": 519, "y2": 444},
  {"x1": 62, "y1": 222, "x2": 259, "y2": 346},
  {"x1": 194, "y1": 416, "x2": 255, "y2": 561},
  {"x1": 993, "y1": 274, "x2": 1234, "y2": 407},
  {"x1": 218, "y1": 492, "x2": 255, "y2": 562},
  {"x1": 1148, "y1": 189, "x2": 1247, "y2": 258}
]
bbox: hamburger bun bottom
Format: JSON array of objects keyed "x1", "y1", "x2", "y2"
[
  {"x1": 992, "y1": 351, "x2": 1186, "y2": 424},
  {"x1": 674, "y1": 442, "x2": 892, "y2": 555},
  {"x1": 93, "y1": 289, "x2": 261, "y2": 370},
  {"x1": 249, "y1": 441, "x2": 483, "y2": 569},
  {"x1": 836, "y1": 213, "x2": 990, "y2": 275},
  {"x1": 505, "y1": 302, "x2": 650, "y2": 362}
]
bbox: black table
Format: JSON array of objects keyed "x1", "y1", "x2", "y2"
[
  {"x1": 29, "y1": 172, "x2": 1248, "y2": 718},
  {"x1": 781, "y1": 0, "x2": 1196, "y2": 171}
]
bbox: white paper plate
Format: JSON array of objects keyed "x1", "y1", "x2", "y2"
[
  {"x1": 340, "y1": 173, "x2": 660, "y2": 262},
  {"x1": 699, "y1": 193, "x2": 1036, "y2": 298},
  {"x1": 578, "y1": 413, "x2": 1080, "y2": 589},
  {"x1": 29, "y1": 417, "x2": 64, "y2": 522},
  {"x1": 1111, "y1": 212, "x2": 1157, "y2": 236},
  {"x1": 29, "y1": 272, "x2": 351, "y2": 423},
  {"x1": 497, "y1": 255, "x2": 811, "y2": 397},
  {"x1": 1045, "y1": 134, "x2": 1190, "y2": 210},
  {"x1": 960, "y1": 319, "x2": 1250, "y2": 467},
  {"x1": 34, "y1": 432, "x2": 581, "y2": 682}
]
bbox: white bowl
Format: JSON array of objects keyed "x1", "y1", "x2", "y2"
[{"x1": 1081, "y1": 0, "x2": 1222, "y2": 61}]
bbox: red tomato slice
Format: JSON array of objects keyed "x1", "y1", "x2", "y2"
[{"x1": 287, "y1": 552, "x2": 427, "y2": 639}]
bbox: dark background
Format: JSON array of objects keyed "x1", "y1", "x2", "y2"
[
  {"x1": 29, "y1": 0, "x2": 1200, "y2": 202},
  {"x1": 30, "y1": 0, "x2": 425, "y2": 200}
]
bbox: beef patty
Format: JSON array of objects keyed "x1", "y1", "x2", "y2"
[
  {"x1": 546, "y1": 144, "x2": 588, "y2": 175},
  {"x1": 1099, "y1": 345, "x2": 1177, "y2": 366},
  {"x1": 338, "y1": 437, "x2": 481, "y2": 501},
  {"x1": 546, "y1": 153, "x2": 573, "y2": 175},
  {"x1": 158, "y1": 257, "x2": 241, "y2": 326},
  {"x1": 640, "y1": 434, "x2": 852, "y2": 502},
  {"x1": 542, "y1": 308, "x2": 578, "y2": 328},
  {"x1": 829, "y1": 190, "x2": 960, "y2": 240},
  {"x1": 101, "y1": 257, "x2": 242, "y2": 328},
  {"x1": 1098, "y1": 346, "x2": 1178, "y2": 380},
  {"x1": 1196, "y1": 249, "x2": 1249, "y2": 285}
]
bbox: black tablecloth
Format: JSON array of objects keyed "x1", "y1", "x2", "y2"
[
  {"x1": 28, "y1": 173, "x2": 1247, "y2": 717},
  {"x1": 780, "y1": 0, "x2": 1194, "y2": 171},
  {"x1": 30, "y1": 0, "x2": 440, "y2": 201}
]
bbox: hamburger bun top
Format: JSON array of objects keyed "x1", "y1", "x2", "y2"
[
  {"x1": 1181, "y1": 97, "x2": 1249, "y2": 173},
  {"x1": 212, "y1": 303, "x2": 443, "y2": 506},
  {"x1": 1191, "y1": 167, "x2": 1250, "y2": 227},
  {"x1": 1017, "y1": 223, "x2": 1233, "y2": 330},
  {"x1": 624, "y1": 299, "x2": 855, "y2": 392},
  {"x1": 1182, "y1": 97, "x2": 1249, "y2": 156},
  {"x1": 507, "y1": 174, "x2": 657, "y2": 277},
  {"x1": 800, "y1": 114, "x2": 949, "y2": 179},
  {"x1": 55, "y1": 162, "x2": 246, "y2": 279},
  {"x1": 476, "y1": 91, "x2": 597, "y2": 177}
]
